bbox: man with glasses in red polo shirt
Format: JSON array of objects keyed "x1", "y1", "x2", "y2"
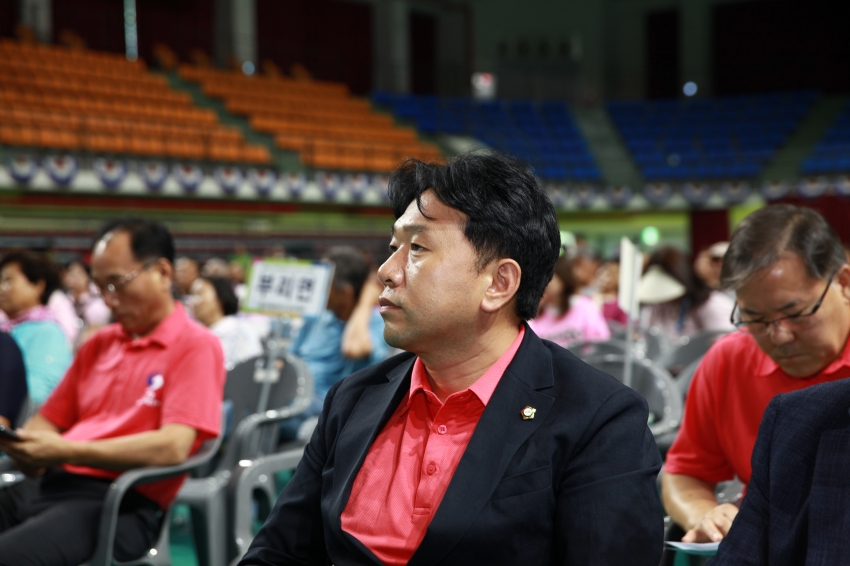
[
  {"x1": 662, "y1": 204, "x2": 850, "y2": 545},
  {"x1": 0, "y1": 218, "x2": 225, "y2": 566}
]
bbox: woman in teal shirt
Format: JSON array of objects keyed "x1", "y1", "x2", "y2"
[{"x1": 0, "y1": 250, "x2": 72, "y2": 404}]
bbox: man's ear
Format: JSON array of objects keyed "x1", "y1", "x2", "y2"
[
  {"x1": 154, "y1": 258, "x2": 174, "y2": 291},
  {"x1": 836, "y1": 263, "x2": 850, "y2": 304},
  {"x1": 481, "y1": 259, "x2": 521, "y2": 314}
]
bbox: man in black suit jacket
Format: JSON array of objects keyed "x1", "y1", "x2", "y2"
[
  {"x1": 709, "y1": 378, "x2": 850, "y2": 565},
  {"x1": 240, "y1": 152, "x2": 664, "y2": 565}
]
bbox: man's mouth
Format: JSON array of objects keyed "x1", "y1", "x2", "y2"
[
  {"x1": 775, "y1": 352, "x2": 805, "y2": 362},
  {"x1": 378, "y1": 296, "x2": 400, "y2": 311}
]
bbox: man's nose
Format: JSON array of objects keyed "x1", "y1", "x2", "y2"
[
  {"x1": 378, "y1": 253, "x2": 402, "y2": 288},
  {"x1": 101, "y1": 291, "x2": 121, "y2": 309},
  {"x1": 767, "y1": 322, "x2": 795, "y2": 346}
]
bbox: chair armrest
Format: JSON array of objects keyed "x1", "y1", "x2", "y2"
[
  {"x1": 87, "y1": 431, "x2": 224, "y2": 566},
  {"x1": 223, "y1": 398, "x2": 312, "y2": 469},
  {"x1": 225, "y1": 447, "x2": 305, "y2": 562}
]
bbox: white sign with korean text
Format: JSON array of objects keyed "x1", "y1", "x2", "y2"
[{"x1": 242, "y1": 259, "x2": 334, "y2": 319}]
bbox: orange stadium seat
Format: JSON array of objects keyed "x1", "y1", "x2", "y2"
[
  {"x1": 0, "y1": 40, "x2": 270, "y2": 166},
  {"x1": 178, "y1": 64, "x2": 441, "y2": 171}
]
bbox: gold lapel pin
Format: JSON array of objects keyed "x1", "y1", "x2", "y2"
[{"x1": 521, "y1": 406, "x2": 536, "y2": 420}]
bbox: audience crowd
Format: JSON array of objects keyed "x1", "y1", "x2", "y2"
[{"x1": 0, "y1": 190, "x2": 848, "y2": 564}]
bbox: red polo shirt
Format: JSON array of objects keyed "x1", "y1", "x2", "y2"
[
  {"x1": 665, "y1": 331, "x2": 850, "y2": 486},
  {"x1": 39, "y1": 302, "x2": 225, "y2": 509},
  {"x1": 341, "y1": 327, "x2": 525, "y2": 566}
]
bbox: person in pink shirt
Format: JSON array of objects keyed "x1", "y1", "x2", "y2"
[
  {"x1": 63, "y1": 259, "x2": 112, "y2": 347},
  {"x1": 239, "y1": 152, "x2": 663, "y2": 566},
  {"x1": 530, "y1": 255, "x2": 611, "y2": 347},
  {"x1": 0, "y1": 218, "x2": 225, "y2": 565}
]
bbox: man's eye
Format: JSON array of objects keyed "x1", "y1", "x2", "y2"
[
  {"x1": 410, "y1": 244, "x2": 424, "y2": 252},
  {"x1": 388, "y1": 244, "x2": 398, "y2": 253}
]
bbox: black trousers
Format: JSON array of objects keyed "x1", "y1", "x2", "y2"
[{"x1": 0, "y1": 468, "x2": 161, "y2": 566}]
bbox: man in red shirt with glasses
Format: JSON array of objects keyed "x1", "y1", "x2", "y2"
[
  {"x1": 240, "y1": 152, "x2": 664, "y2": 566},
  {"x1": 0, "y1": 218, "x2": 224, "y2": 565},
  {"x1": 663, "y1": 204, "x2": 850, "y2": 545}
]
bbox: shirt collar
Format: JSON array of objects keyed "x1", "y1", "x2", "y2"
[
  {"x1": 409, "y1": 326, "x2": 526, "y2": 406},
  {"x1": 754, "y1": 330, "x2": 850, "y2": 378},
  {"x1": 121, "y1": 301, "x2": 187, "y2": 348}
]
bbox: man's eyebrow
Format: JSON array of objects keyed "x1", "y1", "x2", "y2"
[
  {"x1": 390, "y1": 223, "x2": 428, "y2": 237},
  {"x1": 740, "y1": 300, "x2": 801, "y2": 317}
]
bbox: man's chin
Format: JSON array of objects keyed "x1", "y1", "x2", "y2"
[
  {"x1": 774, "y1": 356, "x2": 821, "y2": 379},
  {"x1": 383, "y1": 326, "x2": 412, "y2": 351}
]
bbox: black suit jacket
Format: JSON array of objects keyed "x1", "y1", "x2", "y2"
[
  {"x1": 709, "y1": 378, "x2": 850, "y2": 566},
  {"x1": 240, "y1": 327, "x2": 664, "y2": 565}
]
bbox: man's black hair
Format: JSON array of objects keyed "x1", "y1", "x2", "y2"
[
  {"x1": 93, "y1": 217, "x2": 175, "y2": 266},
  {"x1": 203, "y1": 276, "x2": 239, "y2": 316},
  {"x1": 388, "y1": 151, "x2": 561, "y2": 320},
  {"x1": 325, "y1": 246, "x2": 370, "y2": 299},
  {"x1": 0, "y1": 249, "x2": 62, "y2": 305}
]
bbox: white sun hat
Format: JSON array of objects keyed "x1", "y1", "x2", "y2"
[{"x1": 637, "y1": 265, "x2": 686, "y2": 304}]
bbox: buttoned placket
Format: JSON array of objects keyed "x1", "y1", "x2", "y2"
[{"x1": 412, "y1": 389, "x2": 477, "y2": 516}]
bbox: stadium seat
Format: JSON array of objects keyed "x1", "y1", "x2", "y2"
[
  {"x1": 609, "y1": 91, "x2": 818, "y2": 181},
  {"x1": 0, "y1": 40, "x2": 270, "y2": 165},
  {"x1": 372, "y1": 94, "x2": 600, "y2": 182},
  {"x1": 801, "y1": 100, "x2": 850, "y2": 175}
]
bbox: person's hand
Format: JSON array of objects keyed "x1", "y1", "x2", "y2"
[
  {"x1": 1, "y1": 428, "x2": 71, "y2": 471},
  {"x1": 682, "y1": 503, "x2": 740, "y2": 542}
]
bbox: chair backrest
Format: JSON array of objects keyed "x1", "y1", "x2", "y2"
[
  {"x1": 636, "y1": 326, "x2": 668, "y2": 361},
  {"x1": 265, "y1": 353, "x2": 314, "y2": 414},
  {"x1": 567, "y1": 339, "x2": 628, "y2": 359},
  {"x1": 657, "y1": 330, "x2": 729, "y2": 376},
  {"x1": 582, "y1": 354, "x2": 683, "y2": 438},
  {"x1": 673, "y1": 355, "x2": 704, "y2": 400},
  {"x1": 224, "y1": 355, "x2": 269, "y2": 427},
  {"x1": 223, "y1": 353, "x2": 313, "y2": 427},
  {"x1": 218, "y1": 353, "x2": 314, "y2": 471}
]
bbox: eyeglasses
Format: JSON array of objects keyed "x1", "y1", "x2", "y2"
[
  {"x1": 94, "y1": 261, "x2": 155, "y2": 297},
  {"x1": 730, "y1": 269, "x2": 837, "y2": 335}
]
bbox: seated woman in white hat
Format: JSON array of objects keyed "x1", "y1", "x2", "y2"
[{"x1": 638, "y1": 246, "x2": 734, "y2": 343}]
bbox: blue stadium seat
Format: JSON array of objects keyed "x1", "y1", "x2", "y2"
[
  {"x1": 609, "y1": 91, "x2": 817, "y2": 181},
  {"x1": 801, "y1": 101, "x2": 850, "y2": 176},
  {"x1": 370, "y1": 94, "x2": 601, "y2": 182}
]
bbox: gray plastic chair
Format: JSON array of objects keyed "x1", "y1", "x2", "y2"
[
  {"x1": 582, "y1": 354, "x2": 684, "y2": 438},
  {"x1": 657, "y1": 330, "x2": 729, "y2": 376},
  {"x1": 636, "y1": 326, "x2": 669, "y2": 361},
  {"x1": 81, "y1": 423, "x2": 224, "y2": 566},
  {"x1": 175, "y1": 353, "x2": 314, "y2": 566},
  {"x1": 674, "y1": 355, "x2": 704, "y2": 400},
  {"x1": 567, "y1": 339, "x2": 628, "y2": 360},
  {"x1": 226, "y1": 447, "x2": 305, "y2": 566}
]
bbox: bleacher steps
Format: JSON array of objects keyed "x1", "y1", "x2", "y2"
[
  {"x1": 572, "y1": 105, "x2": 643, "y2": 187},
  {"x1": 435, "y1": 134, "x2": 494, "y2": 157},
  {"x1": 160, "y1": 71, "x2": 304, "y2": 173},
  {"x1": 760, "y1": 95, "x2": 848, "y2": 182}
]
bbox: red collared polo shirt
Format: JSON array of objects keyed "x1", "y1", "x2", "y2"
[
  {"x1": 340, "y1": 326, "x2": 525, "y2": 566},
  {"x1": 665, "y1": 331, "x2": 850, "y2": 487},
  {"x1": 39, "y1": 302, "x2": 225, "y2": 508}
]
